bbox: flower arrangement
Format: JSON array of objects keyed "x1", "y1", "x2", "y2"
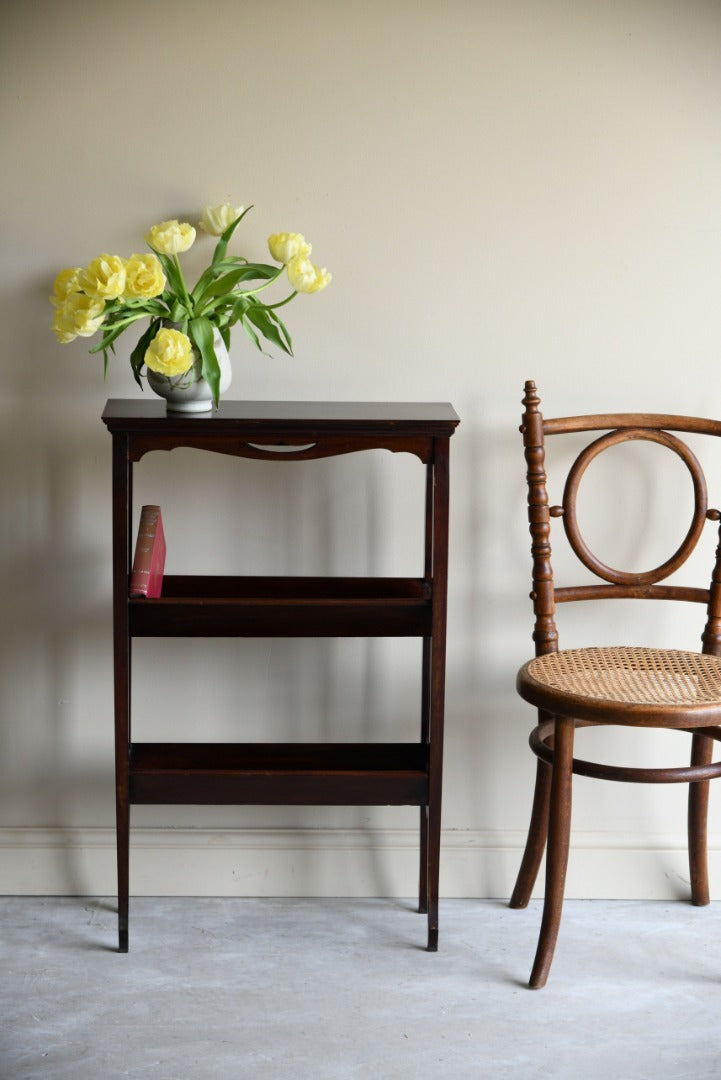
[{"x1": 51, "y1": 203, "x2": 331, "y2": 406}]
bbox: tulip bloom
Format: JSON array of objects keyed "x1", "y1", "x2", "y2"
[
  {"x1": 287, "y1": 255, "x2": 332, "y2": 294},
  {"x1": 52, "y1": 293, "x2": 105, "y2": 342},
  {"x1": 199, "y1": 204, "x2": 244, "y2": 236},
  {"x1": 144, "y1": 327, "x2": 194, "y2": 376},
  {"x1": 145, "y1": 220, "x2": 196, "y2": 255},
  {"x1": 123, "y1": 254, "x2": 166, "y2": 300},
  {"x1": 80, "y1": 254, "x2": 126, "y2": 301},
  {"x1": 268, "y1": 232, "x2": 312, "y2": 265}
]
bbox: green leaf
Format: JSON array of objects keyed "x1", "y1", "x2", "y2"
[
  {"x1": 227, "y1": 294, "x2": 251, "y2": 329},
  {"x1": 102, "y1": 341, "x2": 116, "y2": 379},
  {"x1": 211, "y1": 204, "x2": 254, "y2": 265},
  {"x1": 154, "y1": 251, "x2": 175, "y2": 281},
  {"x1": 205, "y1": 256, "x2": 250, "y2": 273},
  {"x1": 155, "y1": 252, "x2": 187, "y2": 307},
  {"x1": 89, "y1": 312, "x2": 149, "y2": 355},
  {"x1": 190, "y1": 260, "x2": 268, "y2": 304},
  {"x1": 188, "y1": 315, "x2": 220, "y2": 407},
  {"x1": 190, "y1": 261, "x2": 226, "y2": 303},
  {"x1": 241, "y1": 261, "x2": 285, "y2": 280},
  {"x1": 240, "y1": 315, "x2": 261, "y2": 352},
  {"x1": 244, "y1": 303, "x2": 293, "y2": 356},
  {"x1": 269, "y1": 308, "x2": 293, "y2": 354},
  {"x1": 130, "y1": 319, "x2": 160, "y2": 389},
  {"x1": 196, "y1": 267, "x2": 258, "y2": 308},
  {"x1": 189, "y1": 266, "x2": 224, "y2": 304}
]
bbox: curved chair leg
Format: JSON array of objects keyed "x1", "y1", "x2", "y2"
[
  {"x1": 510, "y1": 757, "x2": 552, "y2": 909},
  {"x1": 688, "y1": 731, "x2": 713, "y2": 907},
  {"x1": 529, "y1": 715, "x2": 574, "y2": 989}
]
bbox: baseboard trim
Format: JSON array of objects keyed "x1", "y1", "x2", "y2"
[{"x1": 1, "y1": 826, "x2": 718, "y2": 899}]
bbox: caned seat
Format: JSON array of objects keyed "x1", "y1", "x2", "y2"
[
  {"x1": 521, "y1": 647, "x2": 721, "y2": 718},
  {"x1": 511, "y1": 381, "x2": 721, "y2": 987}
]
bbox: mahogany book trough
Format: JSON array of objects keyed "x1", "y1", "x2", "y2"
[{"x1": 102, "y1": 399, "x2": 459, "y2": 952}]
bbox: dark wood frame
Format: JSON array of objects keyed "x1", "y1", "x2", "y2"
[{"x1": 102, "y1": 399, "x2": 459, "y2": 953}]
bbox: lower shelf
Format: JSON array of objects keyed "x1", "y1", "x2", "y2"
[{"x1": 129, "y1": 742, "x2": 430, "y2": 806}]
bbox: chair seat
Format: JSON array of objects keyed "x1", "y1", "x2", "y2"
[{"x1": 518, "y1": 646, "x2": 721, "y2": 728}]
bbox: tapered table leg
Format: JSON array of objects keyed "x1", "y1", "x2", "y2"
[
  {"x1": 425, "y1": 440, "x2": 450, "y2": 952},
  {"x1": 419, "y1": 635, "x2": 431, "y2": 915},
  {"x1": 116, "y1": 740, "x2": 129, "y2": 953},
  {"x1": 112, "y1": 431, "x2": 131, "y2": 953},
  {"x1": 419, "y1": 805, "x2": 429, "y2": 914},
  {"x1": 117, "y1": 805, "x2": 129, "y2": 954}
]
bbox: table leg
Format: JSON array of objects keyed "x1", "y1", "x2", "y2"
[
  {"x1": 112, "y1": 434, "x2": 131, "y2": 952},
  {"x1": 425, "y1": 438, "x2": 450, "y2": 951}
]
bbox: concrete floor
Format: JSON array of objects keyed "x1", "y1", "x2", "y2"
[{"x1": 1, "y1": 897, "x2": 720, "y2": 1080}]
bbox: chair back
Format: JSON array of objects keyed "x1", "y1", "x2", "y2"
[{"x1": 521, "y1": 380, "x2": 721, "y2": 659}]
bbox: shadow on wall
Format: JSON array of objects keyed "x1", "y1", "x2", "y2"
[
  {"x1": 0, "y1": 368, "x2": 116, "y2": 892},
  {"x1": 2, "y1": 328, "x2": 438, "y2": 896}
]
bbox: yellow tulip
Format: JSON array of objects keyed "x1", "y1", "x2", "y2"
[
  {"x1": 52, "y1": 293, "x2": 105, "y2": 343},
  {"x1": 268, "y1": 232, "x2": 312, "y2": 265},
  {"x1": 145, "y1": 220, "x2": 196, "y2": 255},
  {"x1": 80, "y1": 255, "x2": 126, "y2": 301},
  {"x1": 52, "y1": 305, "x2": 77, "y2": 344},
  {"x1": 124, "y1": 254, "x2": 166, "y2": 300},
  {"x1": 287, "y1": 255, "x2": 332, "y2": 294},
  {"x1": 50, "y1": 267, "x2": 82, "y2": 307},
  {"x1": 198, "y1": 204, "x2": 244, "y2": 236},
  {"x1": 144, "y1": 327, "x2": 194, "y2": 376}
]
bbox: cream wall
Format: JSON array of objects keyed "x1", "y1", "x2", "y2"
[{"x1": 3, "y1": 0, "x2": 721, "y2": 900}]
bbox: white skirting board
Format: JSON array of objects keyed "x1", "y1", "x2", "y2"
[{"x1": 0, "y1": 827, "x2": 719, "y2": 900}]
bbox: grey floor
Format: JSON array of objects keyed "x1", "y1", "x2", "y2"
[{"x1": 1, "y1": 897, "x2": 720, "y2": 1080}]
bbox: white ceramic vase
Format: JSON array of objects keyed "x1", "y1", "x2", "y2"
[{"x1": 146, "y1": 326, "x2": 232, "y2": 413}]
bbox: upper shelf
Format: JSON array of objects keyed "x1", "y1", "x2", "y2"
[
  {"x1": 102, "y1": 400, "x2": 460, "y2": 463},
  {"x1": 102, "y1": 398, "x2": 460, "y2": 429}
]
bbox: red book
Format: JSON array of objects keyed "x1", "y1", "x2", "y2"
[{"x1": 129, "y1": 505, "x2": 166, "y2": 598}]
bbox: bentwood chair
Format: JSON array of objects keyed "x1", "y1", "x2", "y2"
[{"x1": 511, "y1": 380, "x2": 721, "y2": 988}]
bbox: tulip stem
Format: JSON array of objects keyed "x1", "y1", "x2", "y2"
[
  {"x1": 266, "y1": 292, "x2": 298, "y2": 310},
  {"x1": 88, "y1": 310, "x2": 155, "y2": 353},
  {"x1": 240, "y1": 266, "x2": 286, "y2": 298}
]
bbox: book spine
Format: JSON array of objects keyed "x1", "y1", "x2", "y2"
[{"x1": 129, "y1": 505, "x2": 166, "y2": 598}]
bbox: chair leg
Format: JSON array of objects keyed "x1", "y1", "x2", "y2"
[
  {"x1": 529, "y1": 715, "x2": 574, "y2": 989},
  {"x1": 688, "y1": 731, "x2": 713, "y2": 907},
  {"x1": 510, "y1": 757, "x2": 552, "y2": 909}
]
